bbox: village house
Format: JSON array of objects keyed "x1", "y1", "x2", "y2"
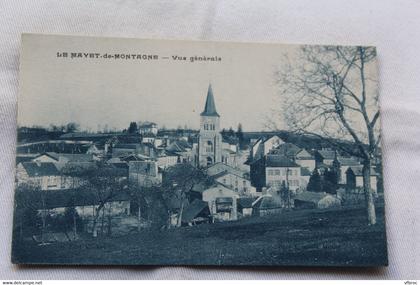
[
  {"x1": 205, "y1": 163, "x2": 256, "y2": 196},
  {"x1": 265, "y1": 155, "x2": 302, "y2": 192},
  {"x1": 249, "y1": 135, "x2": 285, "y2": 162},
  {"x1": 295, "y1": 149, "x2": 316, "y2": 171},
  {"x1": 128, "y1": 160, "x2": 162, "y2": 187},
  {"x1": 32, "y1": 152, "x2": 97, "y2": 170},
  {"x1": 165, "y1": 139, "x2": 195, "y2": 164},
  {"x1": 138, "y1": 122, "x2": 158, "y2": 136},
  {"x1": 181, "y1": 199, "x2": 211, "y2": 226},
  {"x1": 315, "y1": 149, "x2": 336, "y2": 167},
  {"x1": 198, "y1": 184, "x2": 239, "y2": 222},
  {"x1": 237, "y1": 197, "x2": 255, "y2": 217},
  {"x1": 16, "y1": 162, "x2": 63, "y2": 190},
  {"x1": 141, "y1": 133, "x2": 156, "y2": 145},
  {"x1": 294, "y1": 191, "x2": 341, "y2": 209},
  {"x1": 28, "y1": 189, "x2": 131, "y2": 236},
  {"x1": 156, "y1": 149, "x2": 179, "y2": 169},
  {"x1": 345, "y1": 166, "x2": 378, "y2": 194},
  {"x1": 335, "y1": 156, "x2": 362, "y2": 184}
]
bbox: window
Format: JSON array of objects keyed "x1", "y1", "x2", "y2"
[
  {"x1": 275, "y1": 169, "x2": 280, "y2": 175},
  {"x1": 206, "y1": 156, "x2": 213, "y2": 166},
  {"x1": 268, "y1": 169, "x2": 274, "y2": 175},
  {"x1": 206, "y1": 140, "x2": 213, "y2": 152}
]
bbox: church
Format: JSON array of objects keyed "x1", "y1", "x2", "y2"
[{"x1": 197, "y1": 84, "x2": 223, "y2": 167}]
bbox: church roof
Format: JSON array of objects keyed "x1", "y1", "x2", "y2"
[{"x1": 200, "y1": 84, "x2": 219, "y2": 117}]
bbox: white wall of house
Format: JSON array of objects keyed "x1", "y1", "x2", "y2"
[
  {"x1": 265, "y1": 166, "x2": 302, "y2": 191},
  {"x1": 295, "y1": 159, "x2": 316, "y2": 171},
  {"x1": 215, "y1": 172, "x2": 256, "y2": 196},
  {"x1": 202, "y1": 185, "x2": 239, "y2": 221},
  {"x1": 355, "y1": 175, "x2": 377, "y2": 193},
  {"x1": 157, "y1": 155, "x2": 178, "y2": 169}
]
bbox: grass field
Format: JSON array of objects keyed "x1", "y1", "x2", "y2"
[{"x1": 12, "y1": 205, "x2": 388, "y2": 266}]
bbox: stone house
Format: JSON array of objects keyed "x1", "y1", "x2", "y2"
[{"x1": 16, "y1": 162, "x2": 62, "y2": 190}]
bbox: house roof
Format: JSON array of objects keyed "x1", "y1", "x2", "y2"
[
  {"x1": 181, "y1": 199, "x2": 209, "y2": 223},
  {"x1": 114, "y1": 143, "x2": 139, "y2": 150},
  {"x1": 139, "y1": 122, "x2": 157, "y2": 128},
  {"x1": 32, "y1": 152, "x2": 62, "y2": 161},
  {"x1": 301, "y1": 167, "x2": 312, "y2": 176},
  {"x1": 237, "y1": 197, "x2": 255, "y2": 209},
  {"x1": 269, "y1": 143, "x2": 301, "y2": 157},
  {"x1": 59, "y1": 153, "x2": 94, "y2": 162},
  {"x1": 337, "y1": 156, "x2": 360, "y2": 166},
  {"x1": 205, "y1": 162, "x2": 246, "y2": 178},
  {"x1": 59, "y1": 132, "x2": 113, "y2": 139},
  {"x1": 142, "y1": 132, "x2": 157, "y2": 138},
  {"x1": 265, "y1": 155, "x2": 300, "y2": 168},
  {"x1": 317, "y1": 149, "x2": 336, "y2": 160},
  {"x1": 166, "y1": 139, "x2": 192, "y2": 152},
  {"x1": 190, "y1": 182, "x2": 210, "y2": 194},
  {"x1": 346, "y1": 166, "x2": 378, "y2": 176},
  {"x1": 253, "y1": 196, "x2": 282, "y2": 210},
  {"x1": 294, "y1": 191, "x2": 328, "y2": 204},
  {"x1": 200, "y1": 84, "x2": 219, "y2": 117},
  {"x1": 21, "y1": 162, "x2": 60, "y2": 177}
]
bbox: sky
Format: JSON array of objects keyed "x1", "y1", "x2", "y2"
[{"x1": 17, "y1": 34, "x2": 298, "y2": 132}]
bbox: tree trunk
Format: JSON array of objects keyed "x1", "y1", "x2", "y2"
[
  {"x1": 137, "y1": 204, "x2": 142, "y2": 231},
  {"x1": 177, "y1": 200, "x2": 185, "y2": 227},
  {"x1": 73, "y1": 210, "x2": 77, "y2": 239},
  {"x1": 362, "y1": 160, "x2": 376, "y2": 225}
]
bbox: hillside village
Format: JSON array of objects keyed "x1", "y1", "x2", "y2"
[{"x1": 14, "y1": 84, "x2": 383, "y2": 243}]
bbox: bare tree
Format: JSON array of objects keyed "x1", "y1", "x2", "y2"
[
  {"x1": 275, "y1": 46, "x2": 380, "y2": 225},
  {"x1": 82, "y1": 166, "x2": 128, "y2": 237},
  {"x1": 162, "y1": 164, "x2": 212, "y2": 227}
]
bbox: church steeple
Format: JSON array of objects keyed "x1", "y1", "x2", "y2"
[{"x1": 200, "y1": 84, "x2": 219, "y2": 117}]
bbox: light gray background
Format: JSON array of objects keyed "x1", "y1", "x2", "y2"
[{"x1": 0, "y1": 0, "x2": 419, "y2": 280}]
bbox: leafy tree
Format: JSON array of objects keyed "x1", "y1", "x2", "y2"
[
  {"x1": 307, "y1": 169, "x2": 322, "y2": 192},
  {"x1": 236, "y1": 123, "x2": 245, "y2": 149},
  {"x1": 323, "y1": 169, "x2": 339, "y2": 195},
  {"x1": 65, "y1": 122, "x2": 80, "y2": 133},
  {"x1": 128, "y1": 122, "x2": 138, "y2": 134}
]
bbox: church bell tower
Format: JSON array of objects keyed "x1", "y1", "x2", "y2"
[{"x1": 198, "y1": 84, "x2": 222, "y2": 167}]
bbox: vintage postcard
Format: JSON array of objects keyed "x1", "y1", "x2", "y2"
[{"x1": 12, "y1": 34, "x2": 387, "y2": 266}]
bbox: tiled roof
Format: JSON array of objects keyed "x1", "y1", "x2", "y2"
[
  {"x1": 337, "y1": 156, "x2": 360, "y2": 166},
  {"x1": 181, "y1": 199, "x2": 209, "y2": 223},
  {"x1": 253, "y1": 196, "x2": 282, "y2": 210},
  {"x1": 21, "y1": 162, "x2": 60, "y2": 177},
  {"x1": 294, "y1": 191, "x2": 328, "y2": 203},
  {"x1": 317, "y1": 150, "x2": 336, "y2": 159},
  {"x1": 347, "y1": 166, "x2": 378, "y2": 176},
  {"x1": 301, "y1": 167, "x2": 312, "y2": 176},
  {"x1": 237, "y1": 197, "x2": 255, "y2": 209},
  {"x1": 269, "y1": 143, "x2": 301, "y2": 157},
  {"x1": 114, "y1": 143, "x2": 139, "y2": 150},
  {"x1": 59, "y1": 153, "x2": 94, "y2": 162},
  {"x1": 266, "y1": 155, "x2": 300, "y2": 168},
  {"x1": 200, "y1": 84, "x2": 219, "y2": 117}
]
